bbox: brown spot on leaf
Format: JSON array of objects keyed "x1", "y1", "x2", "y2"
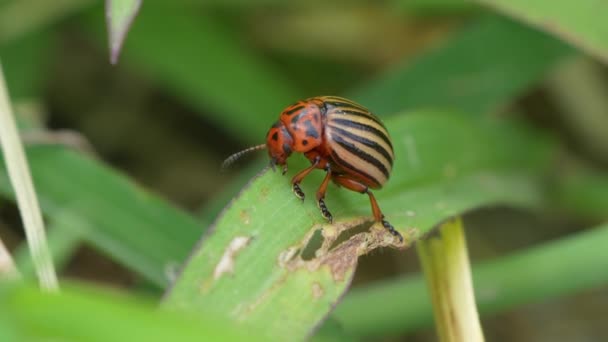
[
  {"x1": 259, "y1": 187, "x2": 270, "y2": 201},
  {"x1": 312, "y1": 282, "x2": 324, "y2": 300},
  {"x1": 281, "y1": 218, "x2": 417, "y2": 282},
  {"x1": 240, "y1": 210, "x2": 251, "y2": 225}
]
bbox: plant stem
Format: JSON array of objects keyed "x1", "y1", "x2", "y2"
[
  {"x1": 416, "y1": 218, "x2": 484, "y2": 342},
  {"x1": 0, "y1": 61, "x2": 58, "y2": 291}
]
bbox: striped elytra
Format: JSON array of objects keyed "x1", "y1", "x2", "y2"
[{"x1": 223, "y1": 96, "x2": 402, "y2": 242}]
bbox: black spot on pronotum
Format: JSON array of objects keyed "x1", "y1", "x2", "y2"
[
  {"x1": 291, "y1": 110, "x2": 306, "y2": 124},
  {"x1": 282, "y1": 143, "x2": 292, "y2": 154},
  {"x1": 302, "y1": 139, "x2": 308, "y2": 146},
  {"x1": 304, "y1": 120, "x2": 319, "y2": 138},
  {"x1": 272, "y1": 132, "x2": 279, "y2": 141}
]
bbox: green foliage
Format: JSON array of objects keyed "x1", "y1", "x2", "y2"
[
  {"x1": 164, "y1": 110, "x2": 550, "y2": 339},
  {"x1": 0, "y1": 147, "x2": 201, "y2": 287},
  {"x1": 475, "y1": 0, "x2": 608, "y2": 63},
  {"x1": 333, "y1": 222, "x2": 608, "y2": 336},
  {"x1": 0, "y1": 1, "x2": 607, "y2": 341},
  {"x1": 351, "y1": 16, "x2": 572, "y2": 115},
  {"x1": 0, "y1": 281, "x2": 264, "y2": 341}
]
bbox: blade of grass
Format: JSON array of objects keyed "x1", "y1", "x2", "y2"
[
  {"x1": 105, "y1": 0, "x2": 142, "y2": 64},
  {"x1": 475, "y1": 0, "x2": 608, "y2": 64},
  {"x1": 349, "y1": 15, "x2": 572, "y2": 116},
  {"x1": 0, "y1": 281, "x2": 265, "y2": 341},
  {"x1": 0, "y1": 62, "x2": 57, "y2": 291},
  {"x1": 0, "y1": 30, "x2": 53, "y2": 100},
  {"x1": 0, "y1": 146, "x2": 202, "y2": 288},
  {"x1": 554, "y1": 169, "x2": 608, "y2": 220},
  {"x1": 164, "y1": 110, "x2": 552, "y2": 340},
  {"x1": 545, "y1": 56, "x2": 608, "y2": 163},
  {"x1": 332, "y1": 222, "x2": 608, "y2": 337}
]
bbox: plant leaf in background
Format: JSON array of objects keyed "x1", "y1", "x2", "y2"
[
  {"x1": 105, "y1": 0, "x2": 142, "y2": 64},
  {"x1": 0, "y1": 0, "x2": 95, "y2": 46},
  {"x1": 350, "y1": 15, "x2": 572, "y2": 116},
  {"x1": 163, "y1": 110, "x2": 552, "y2": 339},
  {"x1": 475, "y1": 0, "x2": 608, "y2": 63},
  {"x1": 0, "y1": 147, "x2": 202, "y2": 288}
]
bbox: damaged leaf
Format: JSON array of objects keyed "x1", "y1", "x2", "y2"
[{"x1": 163, "y1": 110, "x2": 552, "y2": 340}]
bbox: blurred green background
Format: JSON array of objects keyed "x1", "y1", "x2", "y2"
[{"x1": 1, "y1": 0, "x2": 608, "y2": 341}]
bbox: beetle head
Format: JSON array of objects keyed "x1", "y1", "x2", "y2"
[{"x1": 266, "y1": 121, "x2": 293, "y2": 168}]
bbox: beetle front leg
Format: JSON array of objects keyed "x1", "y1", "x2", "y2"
[
  {"x1": 290, "y1": 157, "x2": 320, "y2": 201},
  {"x1": 316, "y1": 167, "x2": 333, "y2": 223}
]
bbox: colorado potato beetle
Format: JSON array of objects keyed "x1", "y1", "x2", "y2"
[{"x1": 223, "y1": 96, "x2": 402, "y2": 242}]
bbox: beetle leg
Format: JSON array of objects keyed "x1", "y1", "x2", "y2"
[
  {"x1": 331, "y1": 175, "x2": 403, "y2": 242},
  {"x1": 290, "y1": 157, "x2": 320, "y2": 201},
  {"x1": 316, "y1": 167, "x2": 333, "y2": 223}
]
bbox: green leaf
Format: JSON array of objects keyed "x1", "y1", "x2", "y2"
[
  {"x1": 555, "y1": 170, "x2": 608, "y2": 220},
  {"x1": 332, "y1": 221, "x2": 608, "y2": 337},
  {"x1": 475, "y1": 0, "x2": 608, "y2": 64},
  {"x1": 0, "y1": 31, "x2": 52, "y2": 100},
  {"x1": 0, "y1": 281, "x2": 264, "y2": 341},
  {"x1": 105, "y1": 0, "x2": 142, "y2": 64},
  {"x1": 163, "y1": 110, "x2": 552, "y2": 340},
  {"x1": 0, "y1": 147, "x2": 202, "y2": 288},
  {"x1": 350, "y1": 16, "x2": 572, "y2": 116}
]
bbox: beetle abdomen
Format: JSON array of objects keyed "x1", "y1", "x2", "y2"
[{"x1": 322, "y1": 96, "x2": 394, "y2": 188}]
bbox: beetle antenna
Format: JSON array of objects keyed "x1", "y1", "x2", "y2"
[{"x1": 221, "y1": 144, "x2": 267, "y2": 171}]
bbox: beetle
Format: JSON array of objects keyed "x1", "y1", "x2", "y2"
[{"x1": 222, "y1": 96, "x2": 402, "y2": 242}]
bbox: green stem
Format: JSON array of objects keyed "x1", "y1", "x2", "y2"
[
  {"x1": 0, "y1": 61, "x2": 57, "y2": 291},
  {"x1": 416, "y1": 218, "x2": 484, "y2": 342}
]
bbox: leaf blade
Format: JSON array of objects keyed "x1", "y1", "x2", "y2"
[{"x1": 164, "y1": 110, "x2": 553, "y2": 339}]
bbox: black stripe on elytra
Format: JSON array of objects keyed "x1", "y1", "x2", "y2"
[
  {"x1": 330, "y1": 118, "x2": 393, "y2": 150},
  {"x1": 321, "y1": 96, "x2": 362, "y2": 107},
  {"x1": 332, "y1": 109, "x2": 387, "y2": 128},
  {"x1": 332, "y1": 134, "x2": 390, "y2": 179},
  {"x1": 330, "y1": 150, "x2": 381, "y2": 187},
  {"x1": 284, "y1": 105, "x2": 304, "y2": 116},
  {"x1": 329, "y1": 125, "x2": 393, "y2": 166},
  {"x1": 323, "y1": 100, "x2": 366, "y2": 112}
]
